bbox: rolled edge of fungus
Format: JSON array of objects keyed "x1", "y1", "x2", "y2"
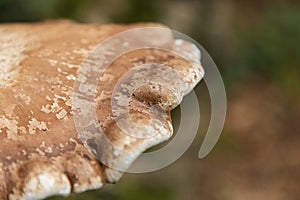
[{"x1": 0, "y1": 21, "x2": 204, "y2": 199}]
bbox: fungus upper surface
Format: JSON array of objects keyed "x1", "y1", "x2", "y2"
[{"x1": 0, "y1": 21, "x2": 204, "y2": 200}]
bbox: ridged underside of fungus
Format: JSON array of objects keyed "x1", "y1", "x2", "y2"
[{"x1": 0, "y1": 21, "x2": 204, "y2": 200}]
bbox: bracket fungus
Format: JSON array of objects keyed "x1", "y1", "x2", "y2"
[{"x1": 0, "y1": 21, "x2": 204, "y2": 200}]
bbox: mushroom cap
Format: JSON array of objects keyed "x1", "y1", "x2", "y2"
[{"x1": 0, "y1": 21, "x2": 204, "y2": 199}]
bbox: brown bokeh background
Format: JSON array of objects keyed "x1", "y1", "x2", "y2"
[{"x1": 1, "y1": 0, "x2": 300, "y2": 199}]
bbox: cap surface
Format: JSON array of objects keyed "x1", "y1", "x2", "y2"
[{"x1": 0, "y1": 20, "x2": 204, "y2": 200}]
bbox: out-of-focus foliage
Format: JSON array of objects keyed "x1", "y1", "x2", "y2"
[
  {"x1": 228, "y1": 6, "x2": 300, "y2": 85},
  {"x1": 49, "y1": 181, "x2": 175, "y2": 200},
  {"x1": 0, "y1": 0, "x2": 86, "y2": 22},
  {"x1": 0, "y1": 0, "x2": 160, "y2": 23}
]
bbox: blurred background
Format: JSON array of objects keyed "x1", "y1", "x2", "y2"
[{"x1": 1, "y1": 0, "x2": 300, "y2": 199}]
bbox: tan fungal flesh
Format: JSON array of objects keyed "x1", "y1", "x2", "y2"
[{"x1": 0, "y1": 21, "x2": 204, "y2": 200}]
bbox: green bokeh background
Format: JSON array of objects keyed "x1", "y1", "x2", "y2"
[{"x1": 1, "y1": 0, "x2": 300, "y2": 199}]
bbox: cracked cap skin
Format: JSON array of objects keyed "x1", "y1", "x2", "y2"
[{"x1": 0, "y1": 20, "x2": 204, "y2": 200}]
